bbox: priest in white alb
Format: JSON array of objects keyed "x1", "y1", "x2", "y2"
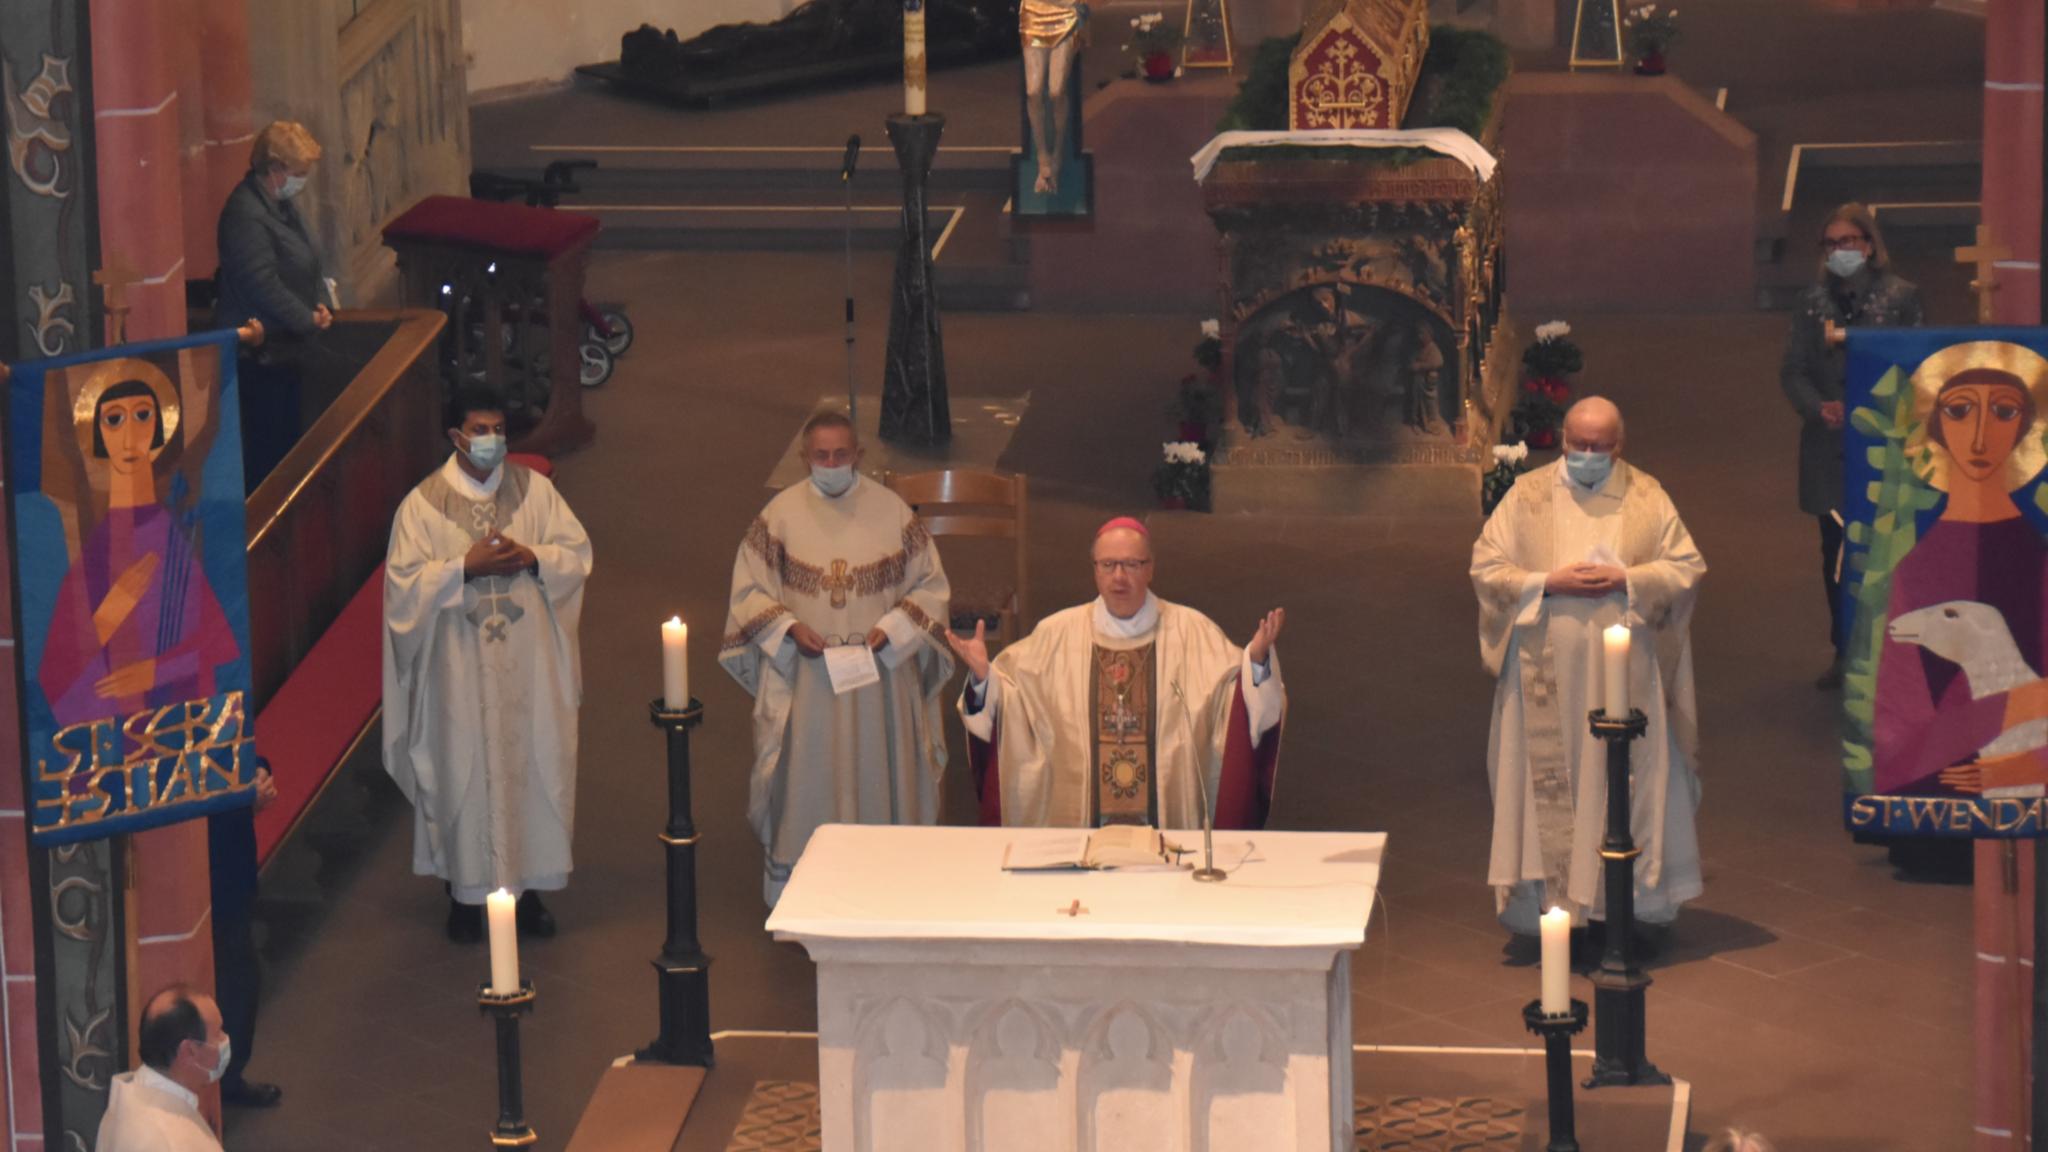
[
  {"x1": 950, "y1": 517, "x2": 1285, "y2": 829},
  {"x1": 383, "y1": 390, "x2": 592, "y2": 942},
  {"x1": 720, "y1": 410, "x2": 954, "y2": 905},
  {"x1": 1471, "y1": 397, "x2": 1705, "y2": 945}
]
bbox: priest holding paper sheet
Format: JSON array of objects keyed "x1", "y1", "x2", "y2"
[
  {"x1": 721, "y1": 409, "x2": 954, "y2": 905},
  {"x1": 1470, "y1": 397, "x2": 1706, "y2": 947},
  {"x1": 951, "y1": 517, "x2": 1286, "y2": 829}
]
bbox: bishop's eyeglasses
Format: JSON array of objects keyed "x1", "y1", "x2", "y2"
[{"x1": 1093, "y1": 558, "x2": 1153, "y2": 575}]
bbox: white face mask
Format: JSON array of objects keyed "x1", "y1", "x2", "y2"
[
  {"x1": 461, "y1": 432, "x2": 507, "y2": 472},
  {"x1": 810, "y1": 464, "x2": 856, "y2": 497},
  {"x1": 277, "y1": 173, "x2": 308, "y2": 200},
  {"x1": 1825, "y1": 247, "x2": 1867, "y2": 279},
  {"x1": 191, "y1": 1035, "x2": 231, "y2": 1084}
]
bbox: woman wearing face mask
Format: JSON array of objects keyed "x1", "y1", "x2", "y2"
[
  {"x1": 1781, "y1": 202, "x2": 1923, "y2": 689},
  {"x1": 215, "y1": 120, "x2": 332, "y2": 495}
]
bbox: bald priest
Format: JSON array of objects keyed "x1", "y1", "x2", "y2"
[{"x1": 949, "y1": 517, "x2": 1286, "y2": 828}]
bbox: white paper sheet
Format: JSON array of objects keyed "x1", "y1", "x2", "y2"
[{"x1": 824, "y1": 643, "x2": 881, "y2": 695}]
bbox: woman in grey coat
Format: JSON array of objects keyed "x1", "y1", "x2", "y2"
[
  {"x1": 1780, "y1": 202, "x2": 1922, "y2": 688},
  {"x1": 214, "y1": 121, "x2": 331, "y2": 495}
]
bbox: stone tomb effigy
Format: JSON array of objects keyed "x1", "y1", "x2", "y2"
[{"x1": 1195, "y1": 12, "x2": 1514, "y2": 513}]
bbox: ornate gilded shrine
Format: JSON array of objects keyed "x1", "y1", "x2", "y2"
[{"x1": 1289, "y1": 0, "x2": 1431, "y2": 130}]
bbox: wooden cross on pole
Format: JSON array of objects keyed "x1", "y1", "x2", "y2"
[
  {"x1": 1956, "y1": 224, "x2": 2011, "y2": 325},
  {"x1": 92, "y1": 254, "x2": 142, "y2": 346}
]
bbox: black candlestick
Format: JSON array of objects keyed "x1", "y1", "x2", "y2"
[
  {"x1": 479, "y1": 982, "x2": 537, "y2": 1148},
  {"x1": 1523, "y1": 999, "x2": 1589, "y2": 1152},
  {"x1": 1584, "y1": 708, "x2": 1671, "y2": 1088},
  {"x1": 880, "y1": 112, "x2": 951, "y2": 447},
  {"x1": 638, "y1": 698, "x2": 715, "y2": 1066}
]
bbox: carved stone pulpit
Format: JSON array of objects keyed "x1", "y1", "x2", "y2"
[{"x1": 1289, "y1": 0, "x2": 1430, "y2": 130}]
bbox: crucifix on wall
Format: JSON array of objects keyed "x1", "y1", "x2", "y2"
[{"x1": 92, "y1": 254, "x2": 141, "y2": 346}]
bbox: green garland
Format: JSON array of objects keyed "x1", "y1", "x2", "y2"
[{"x1": 1216, "y1": 26, "x2": 1511, "y2": 168}]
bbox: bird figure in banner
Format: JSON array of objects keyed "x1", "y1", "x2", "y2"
[{"x1": 1889, "y1": 600, "x2": 2048, "y2": 797}]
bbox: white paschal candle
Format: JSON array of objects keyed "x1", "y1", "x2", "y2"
[
  {"x1": 1540, "y1": 905, "x2": 1571, "y2": 1015},
  {"x1": 486, "y1": 889, "x2": 519, "y2": 995},
  {"x1": 1602, "y1": 622, "x2": 1630, "y2": 719},
  {"x1": 662, "y1": 617, "x2": 689, "y2": 710},
  {"x1": 903, "y1": 2, "x2": 928, "y2": 115}
]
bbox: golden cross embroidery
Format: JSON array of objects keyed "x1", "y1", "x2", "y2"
[
  {"x1": 1955, "y1": 224, "x2": 2011, "y2": 325},
  {"x1": 823, "y1": 559, "x2": 854, "y2": 609},
  {"x1": 1058, "y1": 899, "x2": 1088, "y2": 917}
]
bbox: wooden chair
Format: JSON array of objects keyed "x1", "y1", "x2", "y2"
[{"x1": 884, "y1": 469, "x2": 1029, "y2": 646}]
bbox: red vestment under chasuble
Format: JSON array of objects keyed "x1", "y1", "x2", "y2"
[{"x1": 959, "y1": 594, "x2": 1284, "y2": 829}]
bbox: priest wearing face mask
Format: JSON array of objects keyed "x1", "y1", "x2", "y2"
[
  {"x1": 1780, "y1": 203, "x2": 1923, "y2": 689},
  {"x1": 721, "y1": 409, "x2": 955, "y2": 905},
  {"x1": 950, "y1": 518, "x2": 1287, "y2": 830},
  {"x1": 1471, "y1": 397, "x2": 1706, "y2": 953},
  {"x1": 96, "y1": 986, "x2": 235, "y2": 1151},
  {"x1": 383, "y1": 390, "x2": 594, "y2": 941},
  {"x1": 215, "y1": 120, "x2": 334, "y2": 494}
]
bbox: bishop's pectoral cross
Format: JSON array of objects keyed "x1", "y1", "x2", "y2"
[
  {"x1": 823, "y1": 559, "x2": 853, "y2": 609},
  {"x1": 1956, "y1": 224, "x2": 2011, "y2": 325}
]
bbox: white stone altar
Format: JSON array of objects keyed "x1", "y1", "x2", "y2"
[{"x1": 765, "y1": 825, "x2": 1387, "y2": 1152}]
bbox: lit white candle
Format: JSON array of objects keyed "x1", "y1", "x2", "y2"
[
  {"x1": 1602, "y1": 622, "x2": 1630, "y2": 719},
  {"x1": 486, "y1": 889, "x2": 519, "y2": 995},
  {"x1": 662, "y1": 617, "x2": 690, "y2": 710},
  {"x1": 903, "y1": 1, "x2": 928, "y2": 116},
  {"x1": 1540, "y1": 905, "x2": 1571, "y2": 1015}
]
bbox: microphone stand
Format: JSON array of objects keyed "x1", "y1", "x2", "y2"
[
  {"x1": 1171, "y1": 681, "x2": 1226, "y2": 882},
  {"x1": 841, "y1": 134, "x2": 861, "y2": 423}
]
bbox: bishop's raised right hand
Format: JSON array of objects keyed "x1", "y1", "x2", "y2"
[{"x1": 947, "y1": 619, "x2": 991, "y2": 683}]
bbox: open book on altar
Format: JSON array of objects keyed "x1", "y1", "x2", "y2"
[{"x1": 1001, "y1": 826, "x2": 1183, "y2": 872}]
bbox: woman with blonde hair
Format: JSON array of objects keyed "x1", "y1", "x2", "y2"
[
  {"x1": 1781, "y1": 201, "x2": 1924, "y2": 689},
  {"x1": 214, "y1": 120, "x2": 331, "y2": 494}
]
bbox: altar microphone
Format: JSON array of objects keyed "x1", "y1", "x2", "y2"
[{"x1": 1171, "y1": 680, "x2": 1226, "y2": 882}]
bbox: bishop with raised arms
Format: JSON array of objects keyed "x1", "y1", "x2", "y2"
[{"x1": 950, "y1": 517, "x2": 1286, "y2": 829}]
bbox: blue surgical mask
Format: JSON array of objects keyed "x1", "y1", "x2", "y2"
[
  {"x1": 278, "y1": 173, "x2": 308, "y2": 200},
  {"x1": 1565, "y1": 450, "x2": 1613, "y2": 489},
  {"x1": 810, "y1": 465, "x2": 856, "y2": 497},
  {"x1": 462, "y1": 432, "x2": 506, "y2": 472},
  {"x1": 1825, "y1": 248, "x2": 1867, "y2": 279}
]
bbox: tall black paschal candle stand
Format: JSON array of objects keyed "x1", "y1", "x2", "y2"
[
  {"x1": 1584, "y1": 708, "x2": 1671, "y2": 1089},
  {"x1": 638, "y1": 698, "x2": 714, "y2": 1066},
  {"x1": 880, "y1": 112, "x2": 951, "y2": 447}
]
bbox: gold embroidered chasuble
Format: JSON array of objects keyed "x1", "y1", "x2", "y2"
[
  {"x1": 1471, "y1": 460, "x2": 1705, "y2": 924},
  {"x1": 719, "y1": 476, "x2": 954, "y2": 903}
]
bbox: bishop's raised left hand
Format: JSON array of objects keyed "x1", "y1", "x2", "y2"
[{"x1": 1246, "y1": 608, "x2": 1285, "y2": 666}]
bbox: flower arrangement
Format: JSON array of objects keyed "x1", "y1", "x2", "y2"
[
  {"x1": 1481, "y1": 441, "x2": 1530, "y2": 516},
  {"x1": 1154, "y1": 441, "x2": 1211, "y2": 510},
  {"x1": 1126, "y1": 12, "x2": 1183, "y2": 78},
  {"x1": 1194, "y1": 317, "x2": 1223, "y2": 370},
  {"x1": 1512, "y1": 320, "x2": 1582, "y2": 449},
  {"x1": 1624, "y1": 4, "x2": 1680, "y2": 71}
]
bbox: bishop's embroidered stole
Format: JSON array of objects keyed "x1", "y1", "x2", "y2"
[{"x1": 1090, "y1": 642, "x2": 1156, "y2": 826}]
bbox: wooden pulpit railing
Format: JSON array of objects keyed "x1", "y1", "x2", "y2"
[{"x1": 244, "y1": 308, "x2": 446, "y2": 712}]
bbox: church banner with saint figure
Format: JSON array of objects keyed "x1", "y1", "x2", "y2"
[
  {"x1": 5, "y1": 331, "x2": 258, "y2": 844},
  {"x1": 1840, "y1": 327, "x2": 2048, "y2": 839}
]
